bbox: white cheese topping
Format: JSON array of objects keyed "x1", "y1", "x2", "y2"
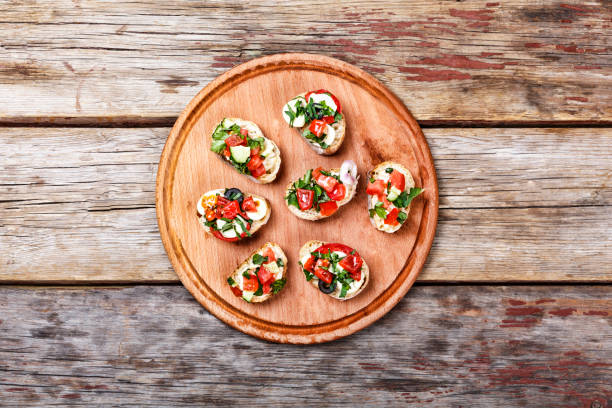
[
  {"x1": 282, "y1": 97, "x2": 307, "y2": 127},
  {"x1": 309, "y1": 93, "x2": 337, "y2": 112}
]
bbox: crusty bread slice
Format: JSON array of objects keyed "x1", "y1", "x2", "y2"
[
  {"x1": 298, "y1": 240, "x2": 369, "y2": 301},
  {"x1": 285, "y1": 168, "x2": 358, "y2": 221},
  {"x1": 212, "y1": 117, "x2": 281, "y2": 184},
  {"x1": 228, "y1": 242, "x2": 288, "y2": 303},
  {"x1": 290, "y1": 92, "x2": 346, "y2": 156},
  {"x1": 367, "y1": 161, "x2": 416, "y2": 233},
  {"x1": 197, "y1": 189, "x2": 271, "y2": 239}
]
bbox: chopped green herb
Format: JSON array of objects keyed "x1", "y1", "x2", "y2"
[
  {"x1": 276, "y1": 258, "x2": 284, "y2": 267},
  {"x1": 286, "y1": 190, "x2": 298, "y2": 208},
  {"x1": 271, "y1": 278, "x2": 286, "y2": 294},
  {"x1": 369, "y1": 177, "x2": 376, "y2": 183},
  {"x1": 339, "y1": 282, "x2": 350, "y2": 298},
  {"x1": 252, "y1": 254, "x2": 267, "y2": 265},
  {"x1": 227, "y1": 277, "x2": 236, "y2": 286},
  {"x1": 385, "y1": 168, "x2": 394, "y2": 173},
  {"x1": 397, "y1": 211, "x2": 408, "y2": 224},
  {"x1": 242, "y1": 271, "x2": 251, "y2": 278},
  {"x1": 374, "y1": 202, "x2": 387, "y2": 219},
  {"x1": 393, "y1": 187, "x2": 423, "y2": 208},
  {"x1": 303, "y1": 269, "x2": 314, "y2": 281},
  {"x1": 253, "y1": 284, "x2": 263, "y2": 296}
]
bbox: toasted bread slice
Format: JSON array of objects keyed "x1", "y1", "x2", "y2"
[
  {"x1": 285, "y1": 168, "x2": 357, "y2": 221},
  {"x1": 298, "y1": 240, "x2": 369, "y2": 301},
  {"x1": 367, "y1": 161, "x2": 416, "y2": 233},
  {"x1": 285, "y1": 92, "x2": 346, "y2": 155},
  {"x1": 197, "y1": 189, "x2": 271, "y2": 240},
  {"x1": 211, "y1": 118, "x2": 281, "y2": 184},
  {"x1": 227, "y1": 242, "x2": 288, "y2": 303}
]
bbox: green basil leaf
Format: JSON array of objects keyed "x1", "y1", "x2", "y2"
[
  {"x1": 252, "y1": 254, "x2": 267, "y2": 265},
  {"x1": 253, "y1": 283, "x2": 263, "y2": 296},
  {"x1": 385, "y1": 168, "x2": 393, "y2": 173},
  {"x1": 397, "y1": 211, "x2": 408, "y2": 224},
  {"x1": 242, "y1": 271, "x2": 251, "y2": 278},
  {"x1": 286, "y1": 191, "x2": 298, "y2": 208},
  {"x1": 276, "y1": 258, "x2": 284, "y2": 267},
  {"x1": 227, "y1": 277, "x2": 236, "y2": 286}
]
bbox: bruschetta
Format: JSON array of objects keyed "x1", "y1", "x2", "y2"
[
  {"x1": 210, "y1": 118, "x2": 281, "y2": 183},
  {"x1": 298, "y1": 240, "x2": 369, "y2": 300},
  {"x1": 196, "y1": 187, "x2": 270, "y2": 242},
  {"x1": 281, "y1": 89, "x2": 345, "y2": 155},
  {"x1": 227, "y1": 242, "x2": 288, "y2": 303},
  {"x1": 285, "y1": 161, "x2": 358, "y2": 220},
  {"x1": 366, "y1": 161, "x2": 423, "y2": 233}
]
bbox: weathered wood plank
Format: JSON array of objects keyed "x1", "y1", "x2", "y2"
[
  {"x1": 1, "y1": 127, "x2": 610, "y2": 282},
  {"x1": 0, "y1": 1, "x2": 610, "y2": 122},
  {"x1": 0, "y1": 285, "x2": 610, "y2": 406}
]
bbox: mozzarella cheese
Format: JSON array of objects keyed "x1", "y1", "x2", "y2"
[
  {"x1": 216, "y1": 219, "x2": 237, "y2": 239},
  {"x1": 309, "y1": 93, "x2": 337, "y2": 112},
  {"x1": 245, "y1": 197, "x2": 268, "y2": 221},
  {"x1": 282, "y1": 97, "x2": 307, "y2": 127},
  {"x1": 322, "y1": 124, "x2": 336, "y2": 146}
]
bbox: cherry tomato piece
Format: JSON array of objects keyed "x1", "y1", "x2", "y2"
[
  {"x1": 230, "y1": 286, "x2": 243, "y2": 297},
  {"x1": 225, "y1": 133, "x2": 246, "y2": 147},
  {"x1": 221, "y1": 200, "x2": 240, "y2": 219},
  {"x1": 242, "y1": 196, "x2": 257, "y2": 212},
  {"x1": 250, "y1": 165, "x2": 266, "y2": 178},
  {"x1": 257, "y1": 266, "x2": 274, "y2": 285},
  {"x1": 297, "y1": 188, "x2": 314, "y2": 211},
  {"x1": 322, "y1": 115, "x2": 335, "y2": 124},
  {"x1": 205, "y1": 209, "x2": 216, "y2": 221},
  {"x1": 243, "y1": 273, "x2": 259, "y2": 292},
  {"x1": 262, "y1": 282, "x2": 272, "y2": 294},
  {"x1": 328, "y1": 183, "x2": 346, "y2": 201},
  {"x1": 389, "y1": 170, "x2": 405, "y2": 191},
  {"x1": 309, "y1": 119, "x2": 326, "y2": 138},
  {"x1": 366, "y1": 179, "x2": 386, "y2": 196},
  {"x1": 313, "y1": 259, "x2": 333, "y2": 284},
  {"x1": 263, "y1": 247, "x2": 276, "y2": 264},
  {"x1": 315, "y1": 175, "x2": 338, "y2": 194},
  {"x1": 303, "y1": 256, "x2": 315, "y2": 273},
  {"x1": 211, "y1": 229, "x2": 239, "y2": 242},
  {"x1": 385, "y1": 208, "x2": 400, "y2": 226},
  {"x1": 319, "y1": 201, "x2": 338, "y2": 216}
]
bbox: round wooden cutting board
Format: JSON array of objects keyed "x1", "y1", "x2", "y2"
[{"x1": 156, "y1": 53, "x2": 438, "y2": 344}]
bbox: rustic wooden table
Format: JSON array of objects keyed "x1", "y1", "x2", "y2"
[{"x1": 1, "y1": 1, "x2": 611, "y2": 406}]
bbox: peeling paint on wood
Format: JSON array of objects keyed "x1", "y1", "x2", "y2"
[{"x1": 0, "y1": 285, "x2": 609, "y2": 406}]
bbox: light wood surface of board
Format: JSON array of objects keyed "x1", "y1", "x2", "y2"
[
  {"x1": 1, "y1": 127, "x2": 610, "y2": 283},
  {"x1": 0, "y1": 0, "x2": 610, "y2": 123},
  {"x1": 0, "y1": 285, "x2": 610, "y2": 406},
  {"x1": 156, "y1": 53, "x2": 438, "y2": 343}
]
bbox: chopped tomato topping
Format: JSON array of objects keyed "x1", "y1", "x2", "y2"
[
  {"x1": 257, "y1": 265, "x2": 274, "y2": 285},
  {"x1": 212, "y1": 229, "x2": 239, "y2": 242},
  {"x1": 389, "y1": 170, "x2": 405, "y2": 191},
  {"x1": 309, "y1": 119, "x2": 326, "y2": 138},
  {"x1": 230, "y1": 286, "x2": 242, "y2": 297},
  {"x1": 297, "y1": 188, "x2": 314, "y2": 211},
  {"x1": 223, "y1": 145, "x2": 231, "y2": 158},
  {"x1": 205, "y1": 209, "x2": 216, "y2": 221},
  {"x1": 243, "y1": 273, "x2": 259, "y2": 292},
  {"x1": 250, "y1": 164, "x2": 265, "y2": 178},
  {"x1": 221, "y1": 200, "x2": 240, "y2": 219},
  {"x1": 312, "y1": 167, "x2": 323, "y2": 180},
  {"x1": 262, "y1": 282, "x2": 271, "y2": 294},
  {"x1": 316, "y1": 243, "x2": 356, "y2": 256},
  {"x1": 250, "y1": 145, "x2": 260, "y2": 156},
  {"x1": 319, "y1": 200, "x2": 338, "y2": 216},
  {"x1": 339, "y1": 254, "x2": 363, "y2": 281},
  {"x1": 246, "y1": 154, "x2": 266, "y2": 178},
  {"x1": 240, "y1": 128, "x2": 248, "y2": 136},
  {"x1": 225, "y1": 133, "x2": 246, "y2": 147},
  {"x1": 366, "y1": 179, "x2": 386, "y2": 197},
  {"x1": 263, "y1": 247, "x2": 276, "y2": 263},
  {"x1": 385, "y1": 208, "x2": 400, "y2": 226},
  {"x1": 328, "y1": 183, "x2": 346, "y2": 201},
  {"x1": 349, "y1": 268, "x2": 361, "y2": 282},
  {"x1": 242, "y1": 196, "x2": 257, "y2": 212},
  {"x1": 315, "y1": 174, "x2": 338, "y2": 194},
  {"x1": 303, "y1": 256, "x2": 315, "y2": 273},
  {"x1": 314, "y1": 259, "x2": 333, "y2": 284},
  {"x1": 217, "y1": 196, "x2": 230, "y2": 206},
  {"x1": 381, "y1": 195, "x2": 393, "y2": 209},
  {"x1": 322, "y1": 115, "x2": 335, "y2": 124}
]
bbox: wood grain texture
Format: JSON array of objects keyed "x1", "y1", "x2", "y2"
[
  {"x1": 155, "y1": 53, "x2": 438, "y2": 343},
  {"x1": 0, "y1": 1, "x2": 610, "y2": 123},
  {"x1": 1, "y1": 127, "x2": 610, "y2": 283},
  {"x1": 0, "y1": 285, "x2": 610, "y2": 406}
]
